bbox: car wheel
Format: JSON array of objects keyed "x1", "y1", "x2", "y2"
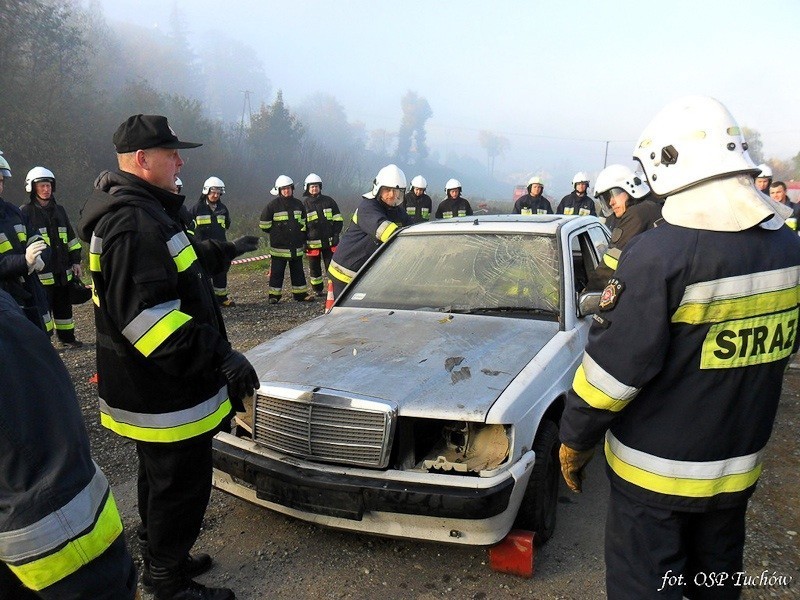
[{"x1": 514, "y1": 419, "x2": 560, "y2": 544}]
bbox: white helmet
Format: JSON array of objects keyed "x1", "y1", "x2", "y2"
[
  {"x1": 594, "y1": 164, "x2": 650, "y2": 200},
  {"x1": 175, "y1": 177, "x2": 183, "y2": 192},
  {"x1": 410, "y1": 175, "x2": 427, "y2": 190},
  {"x1": 526, "y1": 175, "x2": 544, "y2": 189},
  {"x1": 756, "y1": 163, "x2": 773, "y2": 179},
  {"x1": 572, "y1": 172, "x2": 590, "y2": 186},
  {"x1": 304, "y1": 173, "x2": 323, "y2": 189},
  {"x1": 25, "y1": 166, "x2": 55, "y2": 193},
  {"x1": 202, "y1": 176, "x2": 225, "y2": 194},
  {"x1": 270, "y1": 175, "x2": 294, "y2": 195},
  {"x1": 363, "y1": 164, "x2": 407, "y2": 202},
  {"x1": 445, "y1": 178, "x2": 462, "y2": 192},
  {"x1": 632, "y1": 95, "x2": 758, "y2": 197},
  {"x1": 0, "y1": 155, "x2": 11, "y2": 178}
]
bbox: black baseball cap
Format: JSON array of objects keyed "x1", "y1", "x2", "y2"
[{"x1": 113, "y1": 114, "x2": 202, "y2": 153}]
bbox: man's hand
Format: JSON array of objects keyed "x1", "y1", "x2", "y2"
[
  {"x1": 25, "y1": 240, "x2": 47, "y2": 273},
  {"x1": 220, "y1": 349, "x2": 259, "y2": 412},
  {"x1": 72, "y1": 263, "x2": 83, "y2": 279},
  {"x1": 232, "y1": 236, "x2": 260, "y2": 257},
  {"x1": 559, "y1": 444, "x2": 595, "y2": 493}
]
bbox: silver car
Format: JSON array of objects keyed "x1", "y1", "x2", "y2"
[{"x1": 213, "y1": 215, "x2": 609, "y2": 545}]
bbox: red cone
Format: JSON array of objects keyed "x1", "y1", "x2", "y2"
[{"x1": 324, "y1": 280, "x2": 335, "y2": 314}]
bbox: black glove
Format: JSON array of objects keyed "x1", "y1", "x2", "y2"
[
  {"x1": 232, "y1": 235, "x2": 260, "y2": 257},
  {"x1": 220, "y1": 349, "x2": 259, "y2": 412}
]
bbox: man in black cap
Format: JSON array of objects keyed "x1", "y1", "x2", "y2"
[{"x1": 78, "y1": 114, "x2": 259, "y2": 600}]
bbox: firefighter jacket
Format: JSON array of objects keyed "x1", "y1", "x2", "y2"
[
  {"x1": 557, "y1": 192, "x2": 596, "y2": 216},
  {"x1": 0, "y1": 291, "x2": 129, "y2": 594},
  {"x1": 77, "y1": 170, "x2": 238, "y2": 443},
  {"x1": 259, "y1": 195, "x2": 307, "y2": 259},
  {"x1": 191, "y1": 196, "x2": 230, "y2": 242},
  {"x1": 435, "y1": 196, "x2": 473, "y2": 219},
  {"x1": 21, "y1": 197, "x2": 81, "y2": 286},
  {"x1": 403, "y1": 191, "x2": 433, "y2": 224},
  {"x1": 329, "y1": 198, "x2": 411, "y2": 285},
  {"x1": 0, "y1": 197, "x2": 51, "y2": 331},
  {"x1": 513, "y1": 194, "x2": 553, "y2": 215},
  {"x1": 561, "y1": 221, "x2": 800, "y2": 512},
  {"x1": 303, "y1": 193, "x2": 343, "y2": 250}
]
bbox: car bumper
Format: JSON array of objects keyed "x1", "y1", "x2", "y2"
[{"x1": 212, "y1": 432, "x2": 535, "y2": 545}]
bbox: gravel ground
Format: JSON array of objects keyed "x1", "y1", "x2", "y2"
[{"x1": 61, "y1": 265, "x2": 799, "y2": 599}]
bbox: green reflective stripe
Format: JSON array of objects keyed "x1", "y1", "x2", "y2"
[
  {"x1": 270, "y1": 247, "x2": 293, "y2": 258},
  {"x1": 0, "y1": 466, "x2": 123, "y2": 591},
  {"x1": 89, "y1": 232, "x2": 101, "y2": 271},
  {"x1": 376, "y1": 221, "x2": 398, "y2": 242},
  {"x1": 54, "y1": 319, "x2": 74, "y2": 331},
  {"x1": 38, "y1": 272, "x2": 54, "y2": 285},
  {"x1": 700, "y1": 308, "x2": 797, "y2": 369},
  {"x1": 99, "y1": 388, "x2": 233, "y2": 443},
  {"x1": 0, "y1": 237, "x2": 11, "y2": 253},
  {"x1": 420, "y1": 208, "x2": 429, "y2": 218},
  {"x1": 605, "y1": 432, "x2": 762, "y2": 498},
  {"x1": 68, "y1": 238, "x2": 81, "y2": 252},
  {"x1": 441, "y1": 211, "x2": 454, "y2": 219},
  {"x1": 333, "y1": 214, "x2": 343, "y2": 222},
  {"x1": 521, "y1": 208, "x2": 532, "y2": 215},
  {"x1": 310, "y1": 276, "x2": 324, "y2": 285},
  {"x1": 572, "y1": 355, "x2": 639, "y2": 412},
  {"x1": 786, "y1": 217, "x2": 797, "y2": 231},
  {"x1": 273, "y1": 211, "x2": 289, "y2": 221},
  {"x1": 672, "y1": 267, "x2": 800, "y2": 325},
  {"x1": 42, "y1": 313, "x2": 53, "y2": 331},
  {"x1": 329, "y1": 261, "x2": 355, "y2": 284},
  {"x1": 122, "y1": 301, "x2": 192, "y2": 357},
  {"x1": 217, "y1": 216, "x2": 227, "y2": 228},
  {"x1": 307, "y1": 212, "x2": 319, "y2": 222},
  {"x1": 14, "y1": 224, "x2": 26, "y2": 243},
  {"x1": 603, "y1": 252, "x2": 618, "y2": 270},
  {"x1": 259, "y1": 220, "x2": 272, "y2": 231},
  {"x1": 166, "y1": 232, "x2": 197, "y2": 272},
  {"x1": 307, "y1": 239, "x2": 322, "y2": 249},
  {"x1": 195, "y1": 215, "x2": 212, "y2": 225},
  {"x1": 352, "y1": 210, "x2": 359, "y2": 224}
]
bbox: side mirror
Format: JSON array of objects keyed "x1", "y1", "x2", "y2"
[{"x1": 578, "y1": 292, "x2": 602, "y2": 317}]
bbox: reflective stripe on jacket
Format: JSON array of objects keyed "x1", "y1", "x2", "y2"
[
  {"x1": 259, "y1": 196, "x2": 307, "y2": 259},
  {"x1": 303, "y1": 194, "x2": 343, "y2": 249},
  {"x1": 191, "y1": 197, "x2": 230, "y2": 242}
]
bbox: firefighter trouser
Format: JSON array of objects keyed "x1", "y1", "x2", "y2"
[
  {"x1": 136, "y1": 436, "x2": 213, "y2": 572},
  {"x1": 0, "y1": 535, "x2": 137, "y2": 600},
  {"x1": 605, "y1": 485, "x2": 747, "y2": 600},
  {"x1": 45, "y1": 283, "x2": 75, "y2": 342},
  {"x1": 308, "y1": 248, "x2": 334, "y2": 293},
  {"x1": 212, "y1": 265, "x2": 230, "y2": 302},
  {"x1": 269, "y1": 256, "x2": 309, "y2": 300}
]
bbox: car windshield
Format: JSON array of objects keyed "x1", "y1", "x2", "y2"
[{"x1": 341, "y1": 232, "x2": 560, "y2": 318}]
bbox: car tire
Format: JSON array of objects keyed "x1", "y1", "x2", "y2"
[{"x1": 514, "y1": 419, "x2": 560, "y2": 544}]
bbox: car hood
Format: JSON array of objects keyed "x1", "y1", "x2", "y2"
[{"x1": 246, "y1": 308, "x2": 559, "y2": 421}]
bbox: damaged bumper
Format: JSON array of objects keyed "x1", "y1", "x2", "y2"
[{"x1": 212, "y1": 432, "x2": 535, "y2": 545}]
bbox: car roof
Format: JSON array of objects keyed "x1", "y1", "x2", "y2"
[{"x1": 399, "y1": 214, "x2": 601, "y2": 236}]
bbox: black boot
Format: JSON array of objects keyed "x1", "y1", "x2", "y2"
[
  {"x1": 149, "y1": 564, "x2": 235, "y2": 600},
  {"x1": 139, "y1": 531, "x2": 213, "y2": 589}
]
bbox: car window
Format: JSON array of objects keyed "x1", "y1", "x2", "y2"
[{"x1": 342, "y1": 232, "x2": 560, "y2": 317}]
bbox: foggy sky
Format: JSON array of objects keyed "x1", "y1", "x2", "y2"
[{"x1": 92, "y1": 0, "x2": 800, "y2": 191}]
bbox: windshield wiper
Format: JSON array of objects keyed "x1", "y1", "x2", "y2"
[{"x1": 440, "y1": 306, "x2": 559, "y2": 317}]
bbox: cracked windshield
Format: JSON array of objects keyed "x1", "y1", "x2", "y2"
[{"x1": 343, "y1": 233, "x2": 560, "y2": 316}]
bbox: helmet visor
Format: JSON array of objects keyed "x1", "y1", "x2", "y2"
[{"x1": 597, "y1": 187, "x2": 626, "y2": 215}]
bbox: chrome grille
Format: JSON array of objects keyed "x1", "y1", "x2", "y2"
[{"x1": 253, "y1": 391, "x2": 395, "y2": 468}]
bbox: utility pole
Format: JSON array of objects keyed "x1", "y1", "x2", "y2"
[
  {"x1": 603, "y1": 140, "x2": 610, "y2": 168},
  {"x1": 238, "y1": 90, "x2": 253, "y2": 146}
]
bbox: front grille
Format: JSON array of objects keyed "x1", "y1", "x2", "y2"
[{"x1": 253, "y1": 391, "x2": 395, "y2": 468}]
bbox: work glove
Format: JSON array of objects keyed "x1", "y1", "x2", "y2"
[
  {"x1": 232, "y1": 235, "x2": 260, "y2": 257},
  {"x1": 25, "y1": 240, "x2": 47, "y2": 273},
  {"x1": 34, "y1": 256, "x2": 45, "y2": 272},
  {"x1": 220, "y1": 349, "x2": 259, "y2": 412},
  {"x1": 306, "y1": 248, "x2": 320, "y2": 257},
  {"x1": 559, "y1": 443, "x2": 595, "y2": 493},
  {"x1": 72, "y1": 263, "x2": 83, "y2": 279}
]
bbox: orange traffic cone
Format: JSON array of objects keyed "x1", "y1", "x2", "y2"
[{"x1": 324, "y1": 280, "x2": 335, "y2": 313}]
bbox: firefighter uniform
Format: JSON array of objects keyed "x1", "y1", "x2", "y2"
[
  {"x1": 403, "y1": 190, "x2": 433, "y2": 224},
  {"x1": 78, "y1": 169, "x2": 239, "y2": 577},
  {"x1": 20, "y1": 196, "x2": 81, "y2": 343},
  {"x1": 0, "y1": 197, "x2": 52, "y2": 333},
  {"x1": 561, "y1": 221, "x2": 800, "y2": 599},
  {"x1": 435, "y1": 196, "x2": 473, "y2": 219},
  {"x1": 191, "y1": 196, "x2": 232, "y2": 303},
  {"x1": 328, "y1": 197, "x2": 411, "y2": 299},
  {"x1": 259, "y1": 194, "x2": 311, "y2": 301},
  {"x1": 0, "y1": 290, "x2": 136, "y2": 600},
  {"x1": 556, "y1": 191, "x2": 596, "y2": 216},
  {"x1": 513, "y1": 193, "x2": 553, "y2": 215},
  {"x1": 303, "y1": 192, "x2": 343, "y2": 294}
]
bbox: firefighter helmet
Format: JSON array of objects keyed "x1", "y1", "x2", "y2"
[
  {"x1": 363, "y1": 164, "x2": 407, "y2": 203},
  {"x1": 572, "y1": 172, "x2": 590, "y2": 187},
  {"x1": 304, "y1": 173, "x2": 323, "y2": 189},
  {"x1": 756, "y1": 163, "x2": 773, "y2": 179},
  {"x1": 270, "y1": 175, "x2": 294, "y2": 195},
  {"x1": 202, "y1": 176, "x2": 225, "y2": 195},
  {"x1": 445, "y1": 178, "x2": 462, "y2": 193},
  {"x1": 410, "y1": 175, "x2": 427, "y2": 190},
  {"x1": 0, "y1": 155, "x2": 10, "y2": 178},
  {"x1": 25, "y1": 166, "x2": 55, "y2": 193},
  {"x1": 632, "y1": 95, "x2": 758, "y2": 197},
  {"x1": 526, "y1": 176, "x2": 544, "y2": 191}
]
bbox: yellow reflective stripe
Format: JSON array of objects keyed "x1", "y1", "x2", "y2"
[
  {"x1": 167, "y1": 232, "x2": 197, "y2": 273},
  {"x1": 54, "y1": 319, "x2": 74, "y2": 331},
  {"x1": 0, "y1": 239, "x2": 11, "y2": 253},
  {"x1": 89, "y1": 252, "x2": 100, "y2": 271},
  {"x1": 38, "y1": 273, "x2": 54, "y2": 285},
  {"x1": 376, "y1": 221, "x2": 398, "y2": 242},
  {"x1": 572, "y1": 355, "x2": 639, "y2": 412},
  {"x1": 603, "y1": 248, "x2": 620, "y2": 270},
  {"x1": 333, "y1": 214, "x2": 344, "y2": 222},
  {"x1": 89, "y1": 235, "x2": 102, "y2": 272},
  {"x1": 672, "y1": 267, "x2": 800, "y2": 325},
  {"x1": 328, "y1": 261, "x2": 354, "y2": 284},
  {"x1": 307, "y1": 212, "x2": 319, "y2": 222},
  {"x1": 43, "y1": 313, "x2": 54, "y2": 331},
  {"x1": 100, "y1": 398, "x2": 233, "y2": 443},
  {"x1": 133, "y1": 310, "x2": 191, "y2": 357},
  {"x1": 194, "y1": 215, "x2": 212, "y2": 225},
  {"x1": 700, "y1": 308, "x2": 797, "y2": 369},
  {"x1": 259, "y1": 221, "x2": 272, "y2": 231},
  {"x1": 605, "y1": 435, "x2": 762, "y2": 498}
]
